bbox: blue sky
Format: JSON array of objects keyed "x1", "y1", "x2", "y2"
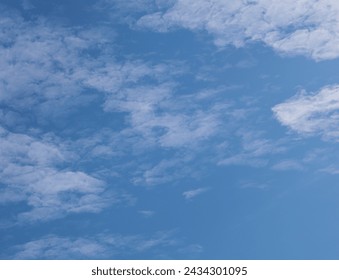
[{"x1": 1, "y1": 0, "x2": 339, "y2": 259}]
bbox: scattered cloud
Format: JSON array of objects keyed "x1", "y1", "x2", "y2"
[
  {"x1": 0, "y1": 126, "x2": 129, "y2": 223},
  {"x1": 133, "y1": 157, "x2": 193, "y2": 186},
  {"x1": 10, "y1": 231, "x2": 179, "y2": 259},
  {"x1": 0, "y1": 4, "x2": 277, "y2": 195},
  {"x1": 2, "y1": 0, "x2": 339, "y2": 260},
  {"x1": 0, "y1": 10, "x2": 99, "y2": 110},
  {"x1": 137, "y1": 0, "x2": 339, "y2": 60},
  {"x1": 272, "y1": 85, "x2": 339, "y2": 140},
  {"x1": 12, "y1": 235, "x2": 107, "y2": 259},
  {"x1": 0, "y1": 5, "x2": 178, "y2": 130},
  {"x1": 95, "y1": 0, "x2": 175, "y2": 26},
  {"x1": 103, "y1": 82, "x2": 223, "y2": 150},
  {"x1": 218, "y1": 130, "x2": 285, "y2": 167}
]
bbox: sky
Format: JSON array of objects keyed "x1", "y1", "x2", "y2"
[{"x1": 1, "y1": 0, "x2": 339, "y2": 260}]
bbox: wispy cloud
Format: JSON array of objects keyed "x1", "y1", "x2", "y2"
[
  {"x1": 136, "y1": 0, "x2": 339, "y2": 61},
  {"x1": 0, "y1": 11, "x2": 98, "y2": 108},
  {"x1": 0, "y1": 4, "x2": 273, "y2": 194},
  {"x1": 319, "y1": 166, "x2": 339, "y2": 175},
  {"x1": 271, "y1": 159, "x2": 304, "y2": 171},
  {"x1": 272, "y1": 85, "x2": 339, "y2": 140},
  {"x1": 9, "y1": 231, "x2": 180, "y2": 259},
  {"x1": 218, "y1": 130, "x2": 285, "y2": 167},
  {"x1": 139, "y1": 210, "x2": 155, "y2": 218},
  {"x1": 103, "y1": 81, "x2": 223, "y2": 150},
  {"x1": 95, "y1": 0, "x2": 175, "y2": 26},
  {"x1": 0, "y1": 127, "x2": 130, "y2": 223},
  {"x1": 12, "y1": 235, "x2": 107, "y2": 259},
  {"x1": 239, "y1": 181, "x2": 269, "y2": 190},
  {"x1": 0, "y1": 6, "x2": 176, "y2": 129},
  {"x1": 182, "y1": 187, "x2": 208, "y2": 200},
  {"x1": 132, "y1": 156, "x2": 193, "y2": 186}
]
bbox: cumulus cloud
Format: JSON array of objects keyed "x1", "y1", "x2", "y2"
[
  {"x1": 137, "y1": 0, "x2": 339, "y2": 60},
  {"x1": 272, "y1": 85, "x2": 339, "y2": 140}
]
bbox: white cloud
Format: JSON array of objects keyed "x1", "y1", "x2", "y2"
[
  {"x1": 137, "y1": 0, "x2": 339, "y2": 60},
  {"x1": 0, "y1": 12, "x2": 92, "y2": 108},
  {"x1": 182, "y1": 187, "x2": 208, "y2": 200},
  {"x1": 13, "y1": 236, "x2": 107, "y2": 259},
  {"x1": 139, "y1": 210, "x2": 155, "y2": 218},
  {"x1": 0, "y1": 5, "x2": 265, "y2": 190},
  {"x1": 11, "y1": 231, "x2": 178, "y2": 259},
  {"x1": 0, "y1": 6, "x2": 219, "y2": 152},
  {"x1": 0, "y1": 3, "x2": 292, "y2": 199},
  {"x1": 319, "y1": 166, "x2": 339, "y2": 175},
  {"x1": 0, "y1": 5, "x2": 220, "y2": 191},
  {"x1": 272, "y1": 85, "x2": 339, "y2": 139},
  {"x1": 239, "y1": 181, "x2": 269, "y2": 189},
  {"x1": 96, "y1": 0, "x2": 176, "y2": 26},
  {"x1": 0, "y1": 127, "x2": 127, "y2": 223},
  {"x1": 218, "y1": 130, "x2": 285, "y2": 167},
  {"x1": 271, "y1": 160, "x2": 304, "y2": 171},
  {"x1": 101, "y1": 79, "x2": 225, "y2": 156},
  {"x1": 0, "y1": 6, "x2": 173, "y2": 128},
  {"x1": 133, "y1": 157, "x2": 189, "y2": 186},
  {"x1": 218, "y1": 154, "x2": 268, "y2": 167}
]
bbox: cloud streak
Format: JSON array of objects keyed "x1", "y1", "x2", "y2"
[{"x1": 182, "y1": 188, "x2": 208, "y2": 200}]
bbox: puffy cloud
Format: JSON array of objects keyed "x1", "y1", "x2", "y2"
[
  {"x1": 137, "y1": 0, "x2": 339, "y2": 60},
  {"x1": 272, "y1": 85, "x2": 339, "y2": 139}
]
